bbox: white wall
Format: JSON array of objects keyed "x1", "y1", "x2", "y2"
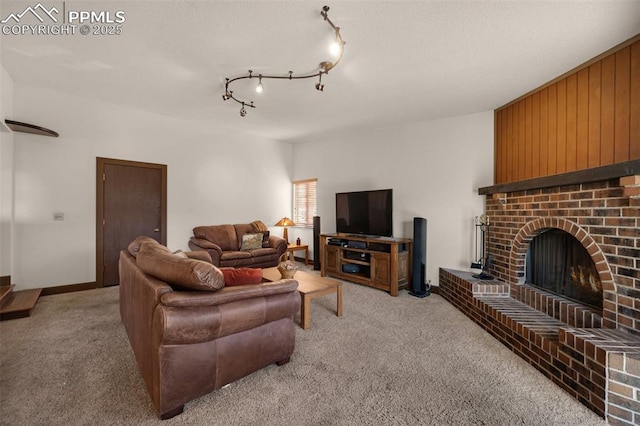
[
  {"x1": 9, "y1": 80, "x2": 494, "y2": 290},
  {"x1": 0, "y1": 66, "x2": 14, "y2": 279},
  {"x1": 12, "y1": 83, "x2": 293, "y2": 289},
  {"x1": 291, "y1": 112, "x2": 494, "y2": 285}
]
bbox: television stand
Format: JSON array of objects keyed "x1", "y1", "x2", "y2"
[{"x1": 320, "y1": 233, "x2": 412, "y2": 296}]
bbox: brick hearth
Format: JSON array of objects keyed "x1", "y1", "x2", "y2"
[{"x1": 440, "y1": 269, "x2": 640, "y2": 424}]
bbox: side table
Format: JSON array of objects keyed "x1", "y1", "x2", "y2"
[{"x1": 285, "y1": 244, "x2": 309, "y2": 264}]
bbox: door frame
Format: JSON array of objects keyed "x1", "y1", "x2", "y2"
[{"x1": 96, "y1": 157, "x2": 167, "y2": 288}]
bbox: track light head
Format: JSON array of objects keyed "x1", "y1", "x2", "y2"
[
  {"x1": 256, "y1": 75, "x2": 263, "y2": 93},
  {"x1": 321, "y1": 5, "x2": 330, "y2": 19},
  {"x1": 316, "y1": 72, "x2": 325, "y2": 91},
  {"x1": 240, "y1": 102, "x2": 247, "y2": 117}
]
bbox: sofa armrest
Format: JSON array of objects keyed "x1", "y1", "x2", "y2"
[
  {"x1": 269, "y1": 235, "x2": 288, "y2": 253},
  {"x1": 184, "y1": 250, "x2": 212, "y2": 263},
  {"x1": 160, "y1": 280, "x2": 298, "y2": 307},
  {"x1": 188, "y1": 237, "x2": 222, "y2": 265},
  {"x1": 189, "y1": 237, "x2": 221, "y2": 251}
]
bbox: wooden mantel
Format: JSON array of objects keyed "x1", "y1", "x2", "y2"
[{"x1": 479, "y1": 159, "x2": 640, "y2": 195}]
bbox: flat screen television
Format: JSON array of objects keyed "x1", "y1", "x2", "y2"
[{"x1": 335, "y1": 189, "x2": 393, "y2": 237}]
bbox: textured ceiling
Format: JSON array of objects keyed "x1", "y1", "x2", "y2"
[{"x1": 1, "y1": 0, "x2": 639, "y2": 142}]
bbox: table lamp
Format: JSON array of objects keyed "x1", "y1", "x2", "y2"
[{"x1": 274, "y1": 217, "x2": 295, "y2": 244}]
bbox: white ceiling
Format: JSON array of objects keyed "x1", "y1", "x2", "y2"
[{"x1": 1, "y1": 0, "x2": 639, "y2": 142}]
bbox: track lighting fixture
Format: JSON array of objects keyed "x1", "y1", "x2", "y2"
[{"x1": 221, "y1": 5, "x2": 345, "y2": 117}]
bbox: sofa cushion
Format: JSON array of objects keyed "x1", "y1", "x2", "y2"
[
  {"x1": 247, "y1": 247, "x2": 278, "y2": 257},
  {"x1": 220, "y1": 267, "x2": 264, "y2": 286},
  {"x1": 193, "y1": 225, "x2": 238, "y2": 251},
  {"x1": 137, "y1": 241, "x2": 225, "y2": 291},
  {"x1": 240, "y1": 233, "x2": 263, "y2": 251}
]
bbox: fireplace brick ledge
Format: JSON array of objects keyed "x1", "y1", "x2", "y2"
[{"x1": 440, "y1": 268, "x2": 640, "y2": 423}]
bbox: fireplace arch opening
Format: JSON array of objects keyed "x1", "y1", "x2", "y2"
[{"x1": 525, "y1": 228, "x2": 603, "y2": 311}]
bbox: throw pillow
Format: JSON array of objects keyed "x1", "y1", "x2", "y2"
[
  {"x1": 261, "y1": 230, "x2": 270, "y2": 248},
  {"x1": 250, "y1": 220, "x2": 270, "y2": 247},
  {"x1": 220, "y1": 267, "x2": 263, "y2": 286},
  {"x1": 137, "y1": 241, "x2": 225, "y2": 291},
  {"x1": 240, "y1": 233, "x2": 263, "y2": 251}
]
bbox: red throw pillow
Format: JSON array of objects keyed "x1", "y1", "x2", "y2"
[{"x1": 220, "y1": 267, "x2": 263, "y2": 286}]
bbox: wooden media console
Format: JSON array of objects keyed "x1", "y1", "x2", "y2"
[{"x1": 320, "y1": 234, "x2": 412, "y2": 296}]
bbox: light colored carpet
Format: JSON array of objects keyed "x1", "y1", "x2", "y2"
[{"x1": 0, "y1": 273, "x2": 608, "y2": 425}]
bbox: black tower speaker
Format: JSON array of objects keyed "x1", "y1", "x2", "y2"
[
  {"x1": 410, "y1": 217, "x2": 430, "y2": 298},
  {"x1": 313, "y1": 216, "x2": 321, "y2": 270}
]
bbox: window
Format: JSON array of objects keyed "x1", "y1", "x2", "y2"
[{"x1": 293, "y1": 178, "x2": 317, "y2": 228}]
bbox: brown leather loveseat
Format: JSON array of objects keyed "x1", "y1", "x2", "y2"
[
  {"x1": 188, "y1": 220, "x2": 287, "y2": 268},
  {"x1": 119, "y1": 236, "x2": 300, "y2": 419}
]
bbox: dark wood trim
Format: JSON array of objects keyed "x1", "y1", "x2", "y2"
[
  {"x1": 0, "y1": 276, "x2": 10, "y2": 286},
  {"x1": 40, "y1": 281, "x2": 98, "y2": 296},
  {"x1": 96, "y1": 157, "x2": 167, "y2": 288},
  {"x1": 294, "y1": 256, "x2": 313, "y2": 265},
  {"x1": 497, "y1": 33, "x2": 640, "y2": 111},
  {"x1": 479, "y1": 159, "x2": 640, "y2": 195},
  {"x1": 0, "y1": 288, "x2": 42, "y2": 320}
]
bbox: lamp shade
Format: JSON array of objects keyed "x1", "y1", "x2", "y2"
[
  {"x1": 274, "y1": 217, "x2": 295, "y2": 244},
  {"x1": 274, "y1": 217, "x2": 295, "y2": 227}
]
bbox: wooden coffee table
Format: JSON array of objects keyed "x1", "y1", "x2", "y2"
[{"x1": 263, "y1": 267, "x2": 342, "y2": 329}]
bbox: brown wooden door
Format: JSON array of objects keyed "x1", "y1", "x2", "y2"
[{"x1": 96, "y1": 158, "x2": 167, "y2": 287}]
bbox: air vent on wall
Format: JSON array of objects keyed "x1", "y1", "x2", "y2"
[{"x1": 4, "y1": 119, "x2": 58, "y2": 137}]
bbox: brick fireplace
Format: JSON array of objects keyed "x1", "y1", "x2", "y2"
[
  {"x1": 438, "y1": 34, "x2": 640, "y2": 423},
  {"x1": 487, "y1": 174, "x2": 640, "y2": 334},
  {"x1": 440, "y1": 162, "x2": 640, "y2": 424}
]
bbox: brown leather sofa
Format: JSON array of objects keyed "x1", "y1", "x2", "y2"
[
  {"x1": 188, "y1": 220, "x2": 287, "y2": 268},
  {"x1": 119, "y1": 236, "x2": 300, "y2": 419}
]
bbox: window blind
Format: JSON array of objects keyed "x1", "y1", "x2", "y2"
[{"x1": 293, "y1": 178, "x2": 317, "y2": 228}]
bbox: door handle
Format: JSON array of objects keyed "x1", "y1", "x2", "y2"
[{"x1": 154, "y1": 228, "x2": 160, "y2": 232}]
